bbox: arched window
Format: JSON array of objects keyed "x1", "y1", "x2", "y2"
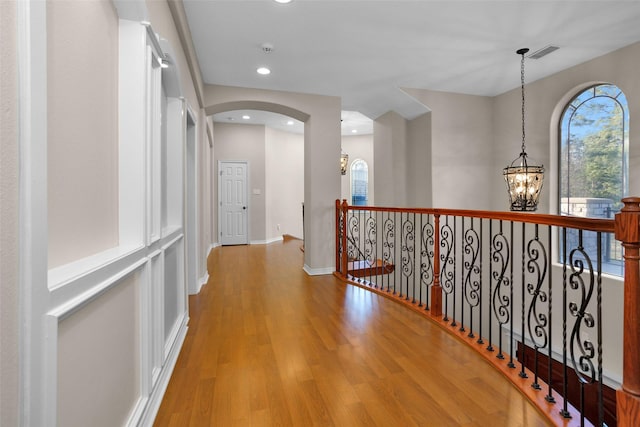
[
  {"x1": 559, "y1": 84, "x2": 629, "y2": 275},
  {"x1": 351, "y1": 159, "x2": 368, "y2": 206}
]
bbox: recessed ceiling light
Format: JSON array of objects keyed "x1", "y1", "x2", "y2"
[
  {"x1": 352, "y1": 129, "x2": 358, "y2": 133},
  {"x1": 242, "y1": 115, "x2": 250, "y2": 120},
  {"x1": 257, "y1": 67, "x2": 271, "y2": 75},
  {"x1": 287, "y1": 120, "x2": 294, "y2": 125},
  {"x1": 274, "y1": 0, "x2": 292, "y2": 3}
]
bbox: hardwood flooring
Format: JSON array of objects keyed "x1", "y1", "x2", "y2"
[{"x1": 154, "y1": 239, "x2": 551, "y2": 426}]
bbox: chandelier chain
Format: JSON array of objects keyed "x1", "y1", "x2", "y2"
[{"x1": 521, "y1": 51, "x2": 526, "y2": 154}]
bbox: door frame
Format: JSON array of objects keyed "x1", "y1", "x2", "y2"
[
  {"x1": 218, "y1": 160, "x2": 250, "y2": 245},
  {"x1": 185, "y1": 106, "x2": 198, "y2": 294}
]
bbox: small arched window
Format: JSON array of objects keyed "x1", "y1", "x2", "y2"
[
  {"x1": 559, "y1": 83, "x2": 629, "y2": 276},
  {"x1": 351, "y1": 159, "x2": 368, "y2": 206}
]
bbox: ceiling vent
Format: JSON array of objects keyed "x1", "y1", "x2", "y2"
[{"x1": 527, "y1": 45, "x2": 559, "y2": 60}]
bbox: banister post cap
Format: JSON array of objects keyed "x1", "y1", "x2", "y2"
[{"x1": 615, "y1": 198, "x2": 640, "y2": 242}]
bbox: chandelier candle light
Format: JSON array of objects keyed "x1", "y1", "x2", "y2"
[
  {"x1": 340, "y1": 151, "x2": 349, "y2": 175},
  {"x1": 503, "y1": 48, "x2": 544, "y2": 211}
]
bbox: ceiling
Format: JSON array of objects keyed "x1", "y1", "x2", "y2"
[{"x1": 184, "y1": 0, "x2": 640, "y2": 133}]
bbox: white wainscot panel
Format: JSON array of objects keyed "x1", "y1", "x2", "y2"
[{"x1": 54, "y1": 269, "x2": 142, "y2": 427}]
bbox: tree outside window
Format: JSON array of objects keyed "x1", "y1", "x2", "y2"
[{"x1": 559, "y1": 84, "x2": 628, "y2": 276}]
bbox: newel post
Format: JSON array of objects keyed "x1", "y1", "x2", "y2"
[
  {"x1": 341, "y1": 200, "x2": 349, "y2": 277},
  {"x1": 430, "y1": 213, "x2": 442, "y2": 317},
  {"x1": 615, "y1": 197, "x2": 640, "y2": 426}
]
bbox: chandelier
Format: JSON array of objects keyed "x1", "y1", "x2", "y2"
[{"x1": 503, "y1": 48, "x2": 544, "y2": 211}]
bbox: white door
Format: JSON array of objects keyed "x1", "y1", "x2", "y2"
[{"x1": 219, "y1": 161, "x2": 249, "y2": 245}]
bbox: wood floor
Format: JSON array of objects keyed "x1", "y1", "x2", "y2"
[{"x1": 154, "y1": 239, "x2": 551, "y2": 426}]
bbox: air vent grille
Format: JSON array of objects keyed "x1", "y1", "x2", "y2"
[{"x1": 527, "y1": 45, "x2": 559, "y2": 60}]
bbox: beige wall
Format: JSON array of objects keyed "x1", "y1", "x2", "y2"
[
  {"x1": 403, "y1": 89, "x2": 494, "y2": 210},
  {"x1": 341, "y1": 134, "x2": 374, "y2": 205},
  {"x1": 214, "y1": 123, "x2": 267, "y2": 242},
  {"x1": 0, "y1": 0, "x2": 19, "y2": 424},
  {"x1": 406, "y1": 113, "x2": 432, "y2": 208},
  {"x1": 205, "y1": 85, "x2": 341, "y2": 271},
  {"x1": 266, "y1": 127, "x2": 304, "y2": 240},
  {"x1": 374, "y1": 111, "x2": 407, "y2": 206},
  {"x1": 47, "y1": 0, "x2": 120, "y2": 268},
  {"x1": 214, "y1": 124, "x2": 305, "y2": 243},
  {"x1": 57, "y1": 273, "x2": 140, "y2": 427}
]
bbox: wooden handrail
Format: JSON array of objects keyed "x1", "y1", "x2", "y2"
[
  {"x1": 615, "y1": 197, "x2": 640, "y2": 426},
  {"x1": 343, "y1": 204, "x2": 616, "y2": 233}
]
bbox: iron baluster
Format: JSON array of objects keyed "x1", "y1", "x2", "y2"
[
  {"x1": 568, "y1": 229, "x2": 597, "y2": 426},
  {"x1": 597, "y1": 232, "x2": 604, "y2": 427},
  {"x1": 546, "y1": 225, "x2": 555, "y2": 404},
  {"x1": 526, "y1": 224, "x2": 548, "y2": 388},
  {"x1": 383, "y1": 214, "x2": 395, "y2": 294},
  {"x1": 421, "y1": 214, "x2": 435, "y2": 310},
  {"x1": 460, "y1": 216, "x2": 465, "y2": 332},
  {"x1": 520, "y1": 222, "x2": 528, "y2": 379},
  {"x1": 440, "y1": 216, "x2": 455, "y2": 322},
  {"x1": 463, "y1": 217, "x2": 481, "y2": 338},
  {"x1": 491, "y1": 220, "x2": 510, "y2": 360},
  {"x1": 488, "y1": 220, "x2": 495, "y2": 352},
  {"x1": 508, "y1": 220, "x2": 515, "y2": 369},
  {"x1": 561, "y1": 227, "x2": 571, "y2": 419},
  {"x1": 478, "y1": 219, "x2": 483, "y2": 345},
  {"x1": 365, "y1": 211, "x2": 376, "y2": 286}
]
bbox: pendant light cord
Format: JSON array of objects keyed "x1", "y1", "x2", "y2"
[{"x1": 520, "y1": 51, "x2": 526, "y2": 155}]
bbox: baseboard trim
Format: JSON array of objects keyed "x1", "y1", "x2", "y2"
[
  {"x1": 136, "y1": 315, "x2": 188, "y2": 427},
  {"x1": 303, "y1": 265, "x2": 335, "y2": 276},
  {"x1": 197, "y1": 272, "x2": 209, "y2": 291},
  {"x1": 250, "y1": 236, "x2": 284, "y2": 245}
]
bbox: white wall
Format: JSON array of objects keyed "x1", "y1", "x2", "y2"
[
  {"x1": 47, "y1": 0, "x2": 120, "y2": 268},
  {"x1": 341, "y1": 133, "x2": 374, "y2": 205},
  {"x1": 266, "y1": 127, "x2": 304, "y2": 240},
  {"x1": 16, "y1": 1, "x2": 198, "y2": 424},
  {"x1": 1, "y1": 0, "x2": 19, "y2": 424}
]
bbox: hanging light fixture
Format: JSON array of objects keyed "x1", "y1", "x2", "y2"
[
  {"x1": 340, "y1": 151, "x2": 349, "y2": 175},
  {"x1": 503, "y1": 48, "x2": 544, "y2": 211}
]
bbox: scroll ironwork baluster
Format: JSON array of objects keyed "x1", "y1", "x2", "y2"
[
  {"x1": 463, "y1": 217, "x2": 481, "y2": 337},
  {"x1": 568, "y1": 229, "x2": 598, "y2": 425},
  {"x1": 491, "y1": 220, "x2": 510, "y2": 360},
  {"x1": 421, "y1": 214, "x2": 435, "y2": 310},
  {"x1": 383, "y1": 213, "x2": 395, "y2": 294},
  {"x1": 478, "y1": 219, "x2": 483, "y2": 345},
  {"x1": 365, "y1": 211, "x2": 376, "y2": 286},
  {"x1": 440, "y1": 216, "x2": 455, "y2": 322},
  {"x1": 401, "y1": 214, "x2": 415, "y2": 301},
  {"x1": 526, "y1": 224, "x2": 547, "y2": 387}
]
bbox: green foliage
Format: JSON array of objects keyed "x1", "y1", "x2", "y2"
[{"x1": 562, "y1": 95, "x2": 624, "y2": 206}]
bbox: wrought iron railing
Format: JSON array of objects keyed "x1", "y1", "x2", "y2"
[{"x1": 335, "y1": 198, "x2": 640, "y2": 427}]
